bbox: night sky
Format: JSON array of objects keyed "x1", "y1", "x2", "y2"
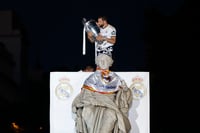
[
  {"x1": 0, "y1": 0, "x2": 184, "y2": 72},
  {"x1": 1, "y1": 0, "x2": 199, "y2": 132}
]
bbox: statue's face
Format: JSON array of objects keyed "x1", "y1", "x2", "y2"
[
  {"x1": 96, "y1": 54, "x2": 112, "y2": 70},
  {"x1": 99, "y1": 59, "x2": 109, "y2": 69}
]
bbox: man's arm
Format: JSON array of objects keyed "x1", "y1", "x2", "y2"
[
  {"x1": 104, "y1": 36, "x2": 116, "y2": 44},
  {"x1": 96, "y1": 35, "x2": 116, "y2": 45}
]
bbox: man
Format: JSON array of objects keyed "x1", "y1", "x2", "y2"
[
  {"x1": 79, "y1": 65, "x2": 95, "y2": 72},
  {"x1": 72, "y1": 54, "x2": 132, "y2": 133},
  {"x1": 87, "y1": 16, "x2": 116, "y2": 58}
]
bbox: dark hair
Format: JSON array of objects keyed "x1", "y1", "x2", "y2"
[
  {"x1": 98, "y1": 16, "x2": 107, "y2": 21},
  {"x1": 82, "y1": 65, "x2": 95, "y2": 72}
]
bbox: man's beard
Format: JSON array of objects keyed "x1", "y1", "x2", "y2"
[{"x1": 99, "y1": 24, "x2": 104, "y2": 28}]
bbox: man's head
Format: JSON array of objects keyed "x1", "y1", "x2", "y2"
[
  {"x1": 97, "y1": 16, "x2": 108, "y2": 28},
  {"x1": 95, "y1": 54, "x2": 113, "y2": 70},
  {"x1": 83, "y1": 65, "x2": 95, "y2": 72}
]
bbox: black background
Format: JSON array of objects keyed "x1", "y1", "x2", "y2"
[{"x1": 0, "y1": 0, "x2": 199, "y2": 132}]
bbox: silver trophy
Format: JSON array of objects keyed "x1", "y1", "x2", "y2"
[{"x1": 82, "y1": 18, "x2": 101, "y2": 43}]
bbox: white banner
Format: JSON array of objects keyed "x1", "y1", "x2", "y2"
[{"x1": 50, "y1": 72, "x2": 150, "y2": 133}]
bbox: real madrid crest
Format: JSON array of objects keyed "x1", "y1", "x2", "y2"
[
  {"x1": 129, "y1": 76, "x2": 146, "y2": 100},
  {"x1": 55, "y1": 77, "x2": 73, "y2": 100}
]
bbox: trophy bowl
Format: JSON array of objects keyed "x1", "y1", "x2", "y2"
[{"x1": 82, "y1": 18, "x2": 100, "y2": 37}]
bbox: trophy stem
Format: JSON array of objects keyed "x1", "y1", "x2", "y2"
[{"x1": 83, "y1": 26, "x2": 86, "y2": 55}]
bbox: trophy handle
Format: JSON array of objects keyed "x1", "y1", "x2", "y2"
[{"x1": 82, "y1": 18, "x2": 87, "y2": 25}]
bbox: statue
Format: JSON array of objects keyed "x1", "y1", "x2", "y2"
[{"x1": 72, "y1": 53, "x2": 133, "y2": 133}]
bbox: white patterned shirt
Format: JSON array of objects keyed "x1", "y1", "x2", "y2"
[{"x1": 95, "y1": 24, "x2": 116, "y2": 57}]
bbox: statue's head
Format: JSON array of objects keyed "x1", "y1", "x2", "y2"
[{"x1": 95, "y1": 54, "x2": 113, "y2": 70}]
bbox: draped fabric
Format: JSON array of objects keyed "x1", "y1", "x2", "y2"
[{"x1": 72, "y1": 71, "x2": 133, "y2": 133}]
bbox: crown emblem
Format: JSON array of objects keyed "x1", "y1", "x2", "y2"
[
  {"x1": 132, "y1": 76, "x2": 143, "y2": 83},
  {"x1": 130, "y1": 76, "x2": 146, "y2": 100},
  {"x1": 59, "y1": 77, "x2": 70, "y2": 83}
]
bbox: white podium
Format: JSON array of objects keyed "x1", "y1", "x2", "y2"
[{"x1": 50, "y1": 72, "x2": 150, "y2": 133}]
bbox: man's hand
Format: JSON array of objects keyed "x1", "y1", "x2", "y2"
[
  {"x1": 96, "y1": 35, "x2": 105, "y2": 41},
  {"x1": 87, "y1": 32, "x2": 94, "y2": 38},
  {"x1": 87, "y1": 32, "x2": 95, "y2": 43}
]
